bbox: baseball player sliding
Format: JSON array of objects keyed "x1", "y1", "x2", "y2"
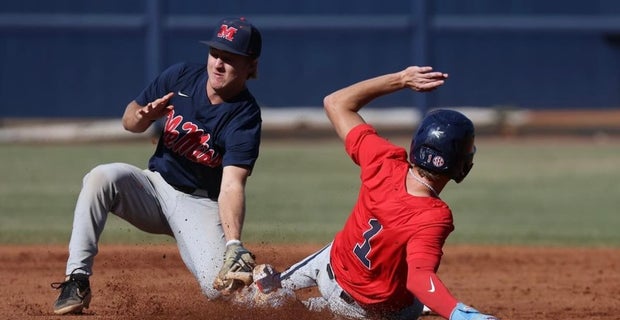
[
  {"x1": 50, "y1": 17, "x2": 263, "y2": 314},
  {"x1": 234, "y1": 67, "x2": 500, "y2": 320}
]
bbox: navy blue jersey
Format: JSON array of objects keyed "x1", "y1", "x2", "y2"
[{"x1": 135, "y1": 62, "x2": 262, "y2": 198}]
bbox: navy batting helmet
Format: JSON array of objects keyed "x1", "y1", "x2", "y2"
[{"x1": 409, "y1": 109, "x2": 476, "y2": 183}]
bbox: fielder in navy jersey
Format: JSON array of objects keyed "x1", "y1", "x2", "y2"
[{"x1": 51, "y1": 17, "x2": 263, "y2": 315}]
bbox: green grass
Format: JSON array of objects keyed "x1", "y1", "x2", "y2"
[
  {"x1": 442, "y1": 139, "x2": 620, "y2": 246},
  {"x1": 1, "y1": 137, "x2": 619, "y2": 247}
]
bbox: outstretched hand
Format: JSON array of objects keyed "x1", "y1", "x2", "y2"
[
  {"x1": 137, "y1": 92, "x2": 175, "y2": 121},
  {"x1": 450, "y1": 303, "x2": 499, "y2": 320},
  {"x1": 401, "y1": 66, "x2": 448, "y2": 92}
]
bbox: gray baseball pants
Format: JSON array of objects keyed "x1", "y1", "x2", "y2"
[
  {"x1": 279, "y1": 243, "x2": 423, "y2": 319},
  {"x1": 65, "y1": 162, "x2": 225, "y2": 299}
]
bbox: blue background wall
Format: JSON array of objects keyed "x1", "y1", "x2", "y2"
[{"x1": 1, "y1": 0, "x2": 619, "y2": 118}]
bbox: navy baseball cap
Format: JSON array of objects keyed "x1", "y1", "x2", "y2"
[{"x1": 202, "y1": 17, "x2": 262, "y2": 58}]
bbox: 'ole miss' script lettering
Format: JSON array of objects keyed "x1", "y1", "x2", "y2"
[{"x1": 163, "y1": 110, "x2": 221, "y2": 167}]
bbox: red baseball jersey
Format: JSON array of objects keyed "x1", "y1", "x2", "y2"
[{"x1": 330, "y1": 124, "x2": 459, "y2": 318}]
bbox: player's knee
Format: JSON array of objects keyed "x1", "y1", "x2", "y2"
[{"x1": 83, "y1": 163, "x2": 130, "y2": 189}]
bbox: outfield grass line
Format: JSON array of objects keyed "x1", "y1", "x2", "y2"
[{"x1": 1, "y1": 139, "x2": 619, "y2": 247}]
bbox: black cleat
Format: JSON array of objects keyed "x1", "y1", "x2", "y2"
[{"x1": 51, "y1": 268, "x2": 92, "y2": 315}]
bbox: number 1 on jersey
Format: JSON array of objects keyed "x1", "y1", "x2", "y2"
[{"x1": 353, "y1": 219, "x2": 383, "y2": 269}]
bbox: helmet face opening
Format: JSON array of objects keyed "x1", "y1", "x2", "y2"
[{"x1": 409, "y1": 109, "x2": 476, "y2": 182}]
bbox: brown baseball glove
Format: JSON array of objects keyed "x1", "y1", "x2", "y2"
[{"x1": 213, "y1": 241, "x2": 256, "y2": 295}]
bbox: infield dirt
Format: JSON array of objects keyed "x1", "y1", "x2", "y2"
[{"x1": 1, "y1": 244, "x2": 618, "y2": 320}]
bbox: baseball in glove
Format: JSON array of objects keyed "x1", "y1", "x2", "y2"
[{"x1": 213, "y1": 240, "x2": 256, "y2": 295}]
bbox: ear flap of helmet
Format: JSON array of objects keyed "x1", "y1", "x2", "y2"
[{"x1": 453, "y1": 143, "x2": 476, "y2": 183}]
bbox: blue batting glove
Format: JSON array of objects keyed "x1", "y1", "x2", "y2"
[{"x1": 449, "y1": 302, "x2": 499, "y2": 320}]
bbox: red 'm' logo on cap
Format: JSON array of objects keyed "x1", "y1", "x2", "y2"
[{"x1": 217, "y1": 24, "x2": 238, "y2": 41}]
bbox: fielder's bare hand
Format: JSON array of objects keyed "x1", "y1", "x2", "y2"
[
  {"x1": 122, "y1": 92, "x2": 175, "y2": 133},
  {"x1": 400, "y1": 66, "x2": 448, "y2": 92},
  {"x1": 137, "y1": 92, "x2": 175, "y2": 121}
]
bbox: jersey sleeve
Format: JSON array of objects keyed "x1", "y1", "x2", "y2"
[
  {"x1": 406, "y1": 216, "x2": 458, "y2": 318},
  {"x1": 220, "y1": 102, "x2": 262, "y2": 169},
  {"x1": 345, "y1": 123, "x2": 407, "y2": 169},
  {"x1": 408, "y1": 270, "x2": 458, "y2": 319},
  {"x1": 135, "y1": 63, "x2": 185, "y2": 106}
]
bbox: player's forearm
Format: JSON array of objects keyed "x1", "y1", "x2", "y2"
[
  {"x1": 408, "y1": 271, "x2": 458, "y2": 319},
  {"x1": 323, "y1": 72, "x2": 404, "y2": 140},
  {"x1": 218, "y1": 166, "x2": 250, "y2": 241},
  {"x1": 326, "y1": 71, "x2": 404, "y2": 113},
  {"x1": 217, "y1": 186, "x2": 246, "y2": 241},
  {"x1": 122, "y1": 101, "x2": 153, "y2": 133}
]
